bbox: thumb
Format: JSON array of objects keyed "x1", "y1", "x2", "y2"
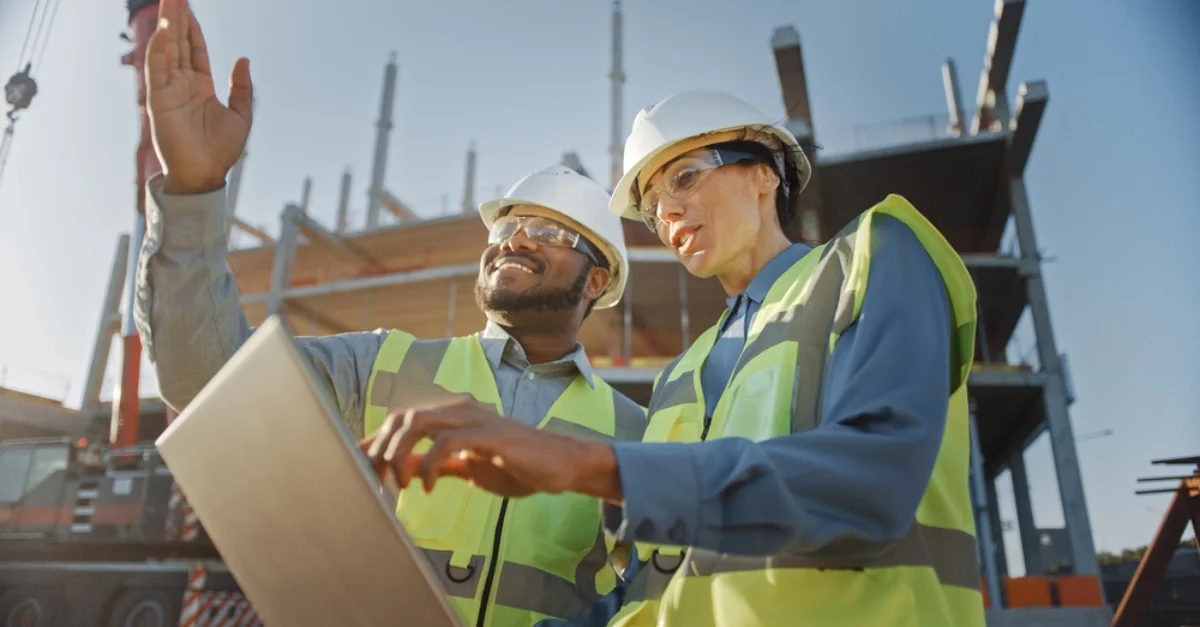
[{"x1": 227, "y1": 57, "x2": 253, "y2": 123}]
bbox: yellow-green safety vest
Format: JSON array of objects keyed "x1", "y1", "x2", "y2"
[
  {"x1": 608, "y1": 194, "x2": 985, "y2": 627},
  {"x1": 364, "y1": 331, "x2": 647, "y2": 627}
]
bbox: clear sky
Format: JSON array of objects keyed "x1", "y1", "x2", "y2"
[{"x1": 1, "y1": 0, "x2": 1197, "y2": 565}]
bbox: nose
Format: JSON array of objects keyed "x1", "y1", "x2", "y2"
[
  {"x1": 499, "y1": 228, "x2": 538, "y2": 255},
  {"x1": 655, "y1": 196, "x2": 687, "y2": 238}
]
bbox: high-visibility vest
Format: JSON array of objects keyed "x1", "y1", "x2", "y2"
[
  {"x1": 608, "y1": 194, "x2": 985, "y2": 627},
  {"x1": 364, "y1": 331, "x2": 647, "y2": 627}
]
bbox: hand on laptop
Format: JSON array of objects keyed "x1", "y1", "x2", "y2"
[{"x1": 357, "y1": 397, "x2": 624, "y2": 503}]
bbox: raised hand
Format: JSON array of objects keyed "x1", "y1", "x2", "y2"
[{"x1": 145, "y1": 0, "x2": 253, "y2": 195}]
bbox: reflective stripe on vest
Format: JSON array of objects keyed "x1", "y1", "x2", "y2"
[
  {"x1": 612, "y1": 194, "x2": 983, "y2": 627},
  {"x1": 364, "y1": 331, "x2": 646, "y2": 627}
]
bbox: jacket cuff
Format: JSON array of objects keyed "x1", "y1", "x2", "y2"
[
  {"x1": 145, "y1": 172, "x2": 227, "y2": 251},
  {"x1": 603, "y1": 442, "x2": 705, "y2": 547}
]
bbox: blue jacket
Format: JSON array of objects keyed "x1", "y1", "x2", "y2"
[{"x1": 541, "y1": 215, "x2": 953, "y2": 626}]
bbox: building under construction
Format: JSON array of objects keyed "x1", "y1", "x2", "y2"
[
  {"x1": 205, "y1": 2, "x2": 1109, "y2": 624},
  {"x1": 0, "y1": 0, "x2": 1151, "y2": 625}
]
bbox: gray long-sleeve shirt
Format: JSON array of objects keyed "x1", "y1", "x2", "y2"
[{"x1": 133, "y1": 173, "x2": 609, "y2": 439}]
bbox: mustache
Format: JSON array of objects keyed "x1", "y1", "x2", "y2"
[{"x1": 488, "y1": 252, "x2": 545, "y2": 274}]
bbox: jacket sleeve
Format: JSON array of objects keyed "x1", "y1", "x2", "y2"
[
  {"x1": 602, "y1": 215, "x2": 953, "y2": 559},
  {"x1": 133, "y1": 173, "x2": 383, "y2": 438}
]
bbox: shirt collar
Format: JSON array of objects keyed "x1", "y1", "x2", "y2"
[
  {"x1": 726, "y1": 242, "x2": 813, "y2": 308},
  {"x1": 480, "y1": 320, "x2": 595, "y2": 387}
]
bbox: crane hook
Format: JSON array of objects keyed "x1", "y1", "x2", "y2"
[{"x1": 4, "y1": 63, "x2": 39, "y2": 118}]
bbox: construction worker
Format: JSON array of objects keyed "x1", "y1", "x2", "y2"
[
  {"x1": 378, "y1": 88, "x2": 986, "y2": 627},
  {"x1": 135, "y1": 2, "x2": 644, "y2": 626}
]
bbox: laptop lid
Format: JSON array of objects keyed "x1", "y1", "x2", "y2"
[{"x1": 155, "y1": 316, "x2": 464, "y2": 627}]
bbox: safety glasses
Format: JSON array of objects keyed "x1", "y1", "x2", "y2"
[
  {"x1": 488, "y1": 215, "x2": 602, "y2": 266},
  {"x1": 634, "y1": 147, "x2": 766, "y2": 231}
]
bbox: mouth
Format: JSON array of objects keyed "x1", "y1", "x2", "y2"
[
  {"x1": 671, "y1": 225, "x2": 701, "y2": 254},
  {"x1": 490, "y1": 256, "x2": 542, "y2": 276}
]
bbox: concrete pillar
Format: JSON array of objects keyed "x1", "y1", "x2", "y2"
[
  {"x1": 1008, "y1": 176, "x2": 1100, "y2": 577},
  {"x1": 1009, "y1": 451, "x2": 1043, "y2": 575}
]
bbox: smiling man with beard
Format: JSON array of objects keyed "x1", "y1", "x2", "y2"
[{"x1": 133, "y1": 7, "x2": 645, "y2": 622}]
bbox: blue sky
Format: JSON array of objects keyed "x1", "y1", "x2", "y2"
[{"x1": 1, "y1": 0, "x2": 1197, "y2": 566}]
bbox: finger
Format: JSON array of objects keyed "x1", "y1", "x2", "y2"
[
  {"x1": 385, "y1": 410, "x2": 427, "y2": 488},
  {"x1": 186, "y1": 9, "x2": 211, "y2": 76},
  {"x1": 419, "y1": 429, "x2": 496, "y2": 492},
  {"x1": 176, "y1": 0, "x2": 192, "y2": 72},
  {"x1": 227, "y1": 58, "x2": 253, "y2": 123},
  {"x1": 367, "y1": 411, "x2": 404, "y2": 461},
  {"x1": 157, "y1": 0, "x2": 181, "y2": 72},
  {"x1": 144, "y1": 26, "x2": 170, "y2": 92}
]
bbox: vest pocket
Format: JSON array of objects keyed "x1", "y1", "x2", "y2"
[
  {"x1": 643, "y1": 406, "x2": 704, "y2": 444},
  {"x1": 514, "y1": 491, "x2": 601, "y2": 568},
  {"x1": 716, "y1": 365, "x2": 790, "y2": 441},
  {"x1": 396, "y1": 477, "x2": 471, "y2": 546}
]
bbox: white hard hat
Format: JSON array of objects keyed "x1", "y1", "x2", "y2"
[
  {"x1": 479, "y1": 165, "x2": 629, "y2": 309},
  {"x1": 610, "y1": 88, "x2": 813, "y2": 222}
]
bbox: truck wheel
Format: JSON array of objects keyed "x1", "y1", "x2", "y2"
[
  {"x1": 0, "y1": 587, "x2": 66, "y2": 627},
  {"x1": 106, "y1": 589, "x2": 181, "y2": 627}
]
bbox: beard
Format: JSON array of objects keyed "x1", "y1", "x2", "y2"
[{"x1": 474, "y1": 261, "x2": 590, "y2": 316}]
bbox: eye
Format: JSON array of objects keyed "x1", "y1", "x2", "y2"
[{"x1": 670, "y1": 167, "x2": 702, "y2": 192}]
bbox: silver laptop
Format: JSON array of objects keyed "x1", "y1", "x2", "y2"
[{"x1": 156, "y1": 316, "x2": 464, "y2": 627}]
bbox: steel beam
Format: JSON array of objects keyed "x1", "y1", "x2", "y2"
[
  {"x1": 1008, "y1": 452, "x2": 1043, "y2": 575},
  {"x1": 81, "y1": 235, "x2": 131, "y2": 415},
  {"x1": 970, "y1": 399, "x2": 1004, "y2": 607},
  {"x1": 291, "y1": 207, "x2": 384, "y2": 272},
  {"x1": 972, "y1": 0, "x2": 1025, "y2": 134},
  {"x1": 381, "y1": 190, "x2": 418, "y2": 222},
  {"x1": 1008, "y1": 174, "x2": 1101, "y2": 577},
  {"x1": 1009, "y1": 81, "x2": 1048, "y2": 176},
  {"x1": 300, "y1": 177, "x2": 313, "y2": 214},
  {"x1": 336, "y1": 169, "x2": 352, "y2": 234},
  {"x1": 942, "y1": 59, "x2": 966, "y2": 136},
  {"x1": 243, "y1": 263, "x2": 479, "y2": 305},
  {"x1": 229, "y1": 216, "x2": 273, "y2": 244},
  {"x1": 985, "y1": 477, "x2": 1010, "y2": 578},
  {"x1": 266, "y1": 207, "x2": 300, "y2": 316},
  {"x1": 367, "y1": 53, "x2": 398, "y2": 228}
]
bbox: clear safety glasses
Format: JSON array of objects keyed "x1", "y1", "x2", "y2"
[
  {"x1": 488, "y1": 215, "x2": 602, "y2": 265},
  {"x1": 634, "y1": 147, "x2": 767, "y2": 232}
]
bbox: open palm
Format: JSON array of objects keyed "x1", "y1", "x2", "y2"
[{"x1": 146, "y1": 0, "x2": 252, "y2": 194}]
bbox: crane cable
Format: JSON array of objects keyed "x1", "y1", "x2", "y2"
[{"x1": 1, "y1": 0, "x2": 66, "y2": 190}]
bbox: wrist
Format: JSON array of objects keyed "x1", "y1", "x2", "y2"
[
  {"x1": 162, "y1": 172, "x2": 226, "y2": 196},
  {"x1": 572, "y1": 440, "x2": 623, "y2": 503}
]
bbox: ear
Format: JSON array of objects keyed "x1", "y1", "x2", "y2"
[
  {"x1": 752, "y1": 163, "x2": 780, "y2": 194},
  {"x1": 584, "y1": 265, "x2": 612, "y2": 301}
]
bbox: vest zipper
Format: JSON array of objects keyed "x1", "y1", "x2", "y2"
[{"x1": 475, "y1": 497, "x2": 510, "y2": 627}]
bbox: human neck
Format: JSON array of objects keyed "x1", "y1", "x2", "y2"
[
  {"x1": 716, "y1": 224, "x2": 792, "y2": 296},
  {"x1": 490, "y1": 315, "x2": 581, "y2": 364}
]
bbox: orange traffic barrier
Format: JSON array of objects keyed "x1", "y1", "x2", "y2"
[
  {"x1": 1055, "y1": 575, "x2": 1105, "y2": 607},
  {"x1": 1005, "y1": 576, "x2": 1052, "y2": 608}
]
